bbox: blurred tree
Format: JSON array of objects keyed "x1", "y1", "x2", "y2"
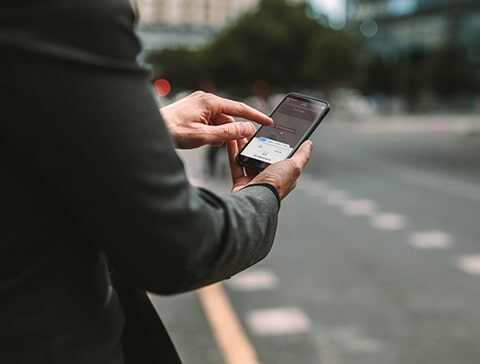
[
  {"x1": 144, "y1": 48, "x2": 202, "y2": 92},
  {"x1": 394, "y1": 48, "x2": 428, "y2": 112},
  {"x1": 203, "y1": 0, "x2": 360, "y2": 93},
  {"x1": 144, "y1": 0, "x2": 361, "y2": 95},
  {"x1": 357, "y1": 55, "x2": 396, "y2": 96},
  {"x1": 423, "y1": 46, "x2": 475, "y2": 98},
  {"x1": 301, "y1": 30, "x2": 362, "y2": 89},
  {"x1": 356, "y1": 45, "x2": 478, "y2": 111}
]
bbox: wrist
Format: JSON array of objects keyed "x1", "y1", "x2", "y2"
[{"x1": 241, "y1": 183, "x2": 281, "y2": 208}]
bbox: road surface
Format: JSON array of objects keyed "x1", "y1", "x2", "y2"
[{"x1": 150, "y1": 117, "x2": 480, "y2": 364}]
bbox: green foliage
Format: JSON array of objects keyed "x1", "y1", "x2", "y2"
[
  {"x1": 423, "y1": 47, "x2": 475, "y2": 97},
  {"x1": 202, "y1": 0, "x2": 362, "y2": 92},
  {"x1": 143, "y1": 0, "x2": 478, "y2": 105},
  {"x1": 203, "y1": 0, "x2": 321, "y2": 90},
  {"x1": 145, "y1": 0, "x2": 361, "y2": 94},
  {"x1": 144, "y1": 48, "x2": 202, "y2": 91},
  {"x1": 357, "y1": 45, "x2": 478, "y2": 110},
  {"x1": 357, "y1": 56, "x2": 396, "y2": 95},
  {"x1": 300, "y1": 30, "x2": 362, "y2": 89}
]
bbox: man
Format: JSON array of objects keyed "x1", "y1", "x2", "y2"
[{"x1": 0, "y1": 0, "x2": 312, "y2": 363}]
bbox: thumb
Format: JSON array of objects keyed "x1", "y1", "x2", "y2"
[
  {"x1": 290, "y1": 140, "x2": 313, "y2": 170},
  {"x1": 205, "y1": 122, "x2": 255, "y2": 144}
]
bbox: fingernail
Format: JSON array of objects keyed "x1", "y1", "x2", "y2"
[
  {"x1": 239, "y1": 123, "x2": 246, "y2": 136},
  {"x1": 239, "y1": 122, "x2": 254, "y2": 136}
]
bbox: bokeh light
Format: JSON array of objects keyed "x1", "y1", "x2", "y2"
[{"x1": 154, "y1": 78, "x2": 171, "y2": 97}]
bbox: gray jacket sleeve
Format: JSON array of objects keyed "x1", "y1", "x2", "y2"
[
  {"x1": 12, "y1": 74, "x2": 279, "y2": 295},
  {"x1": 3, "y1": 3, "x2": 279, "y2": 294}
]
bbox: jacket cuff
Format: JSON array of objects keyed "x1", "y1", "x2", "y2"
[{"x1": 241, "y1": 183, "x2": 281, "y2": 210}]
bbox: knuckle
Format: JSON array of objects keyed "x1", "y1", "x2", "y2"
[
  {"x1": 204, "y1": 92, "x2": 215, "y2": 101},
  {"x1": 246, "y1": 125, "x2": 255, "y2": 136},
  {"x1": 204, "y1": 93, "x2": 218, "y2": 107},
  {"x1": 200, "y1": 125, "x2": 210, "y2": 136},
  {"x1": 191, "y1": 90, "x2": 205, "y2": 97},
  {"x1": 292, "y1": 160, "x2": 302, "y2": 174},
  {"x1": 222, "y1": 124, "x2": 234, "y2": 138},
  {"x1": 237, "y1": 101, "x2": 249, "y2": 110},
  {"x1": 285, "y1": 159, "x2": 299, "y2": 172}
]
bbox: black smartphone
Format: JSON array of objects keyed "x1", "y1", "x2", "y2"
[{"x1": 236, "y1": 93, "x2": 330, "y2": 171}]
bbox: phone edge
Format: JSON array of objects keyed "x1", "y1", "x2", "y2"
[{"x1": 236, "y1": 92, "x2": 331, "y2": 171}]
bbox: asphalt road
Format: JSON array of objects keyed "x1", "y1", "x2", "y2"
[{"x1": 151, "y1": 118, "x2": 480, "y2": 364}]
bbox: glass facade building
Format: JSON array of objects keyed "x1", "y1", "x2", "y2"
[{"x1": 346, "y1": 0, "x2": 480, "y2": 56}]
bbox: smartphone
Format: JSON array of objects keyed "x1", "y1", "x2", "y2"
[{"x1": 236, "y1": 93, "x2": 330, "y2": 171}]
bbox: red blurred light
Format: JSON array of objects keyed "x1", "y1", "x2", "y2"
[{"x1": 153, "y1": 79, "x2": 171, "y2": 97}]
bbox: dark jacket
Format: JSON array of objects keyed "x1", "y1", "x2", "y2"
[{"x1": 0, "y1": 0, "x2": 279, "y2": 362}]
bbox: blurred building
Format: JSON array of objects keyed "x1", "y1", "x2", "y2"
[
  {"x1": 135, "y1": 0, "x2": 258, "y2": 28},
  {"x1": 346, "y1": 0, "x2": 480, "y2": 56},
  {"x1": 135, "y1": 0, "x2": 303, "y2": 50}
]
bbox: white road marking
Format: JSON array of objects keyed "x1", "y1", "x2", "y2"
[
  {"x1": 299, "y1": 179, "x2": 329, "y2": 197},
  {"x1": 227, "y1": 269, "x2": 279, "y2": 291},
  {"x1": 325, "y1": 190, "x2": 350, "y2": 206},
  {"x1": 456, "y1": 255, "x2": 480, "y2": 275},
  {"x1": 341, "y1": 199, "x2": 377, "y2": 217},
  {"x1": 246, "y1": 307, "x2": 312, "y2": 336},
  {"x1": 370, "y1": 213, "x2": 407, "y2": 231},
  {"x1": 330, "y1": 326, "x2": 385, "y2": 353},
  {"x1": 408, "y1": 231, "x2": 452, "y2": 249}
]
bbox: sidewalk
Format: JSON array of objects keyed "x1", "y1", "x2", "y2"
[
  {"x1": 149, "y1": 147, "x2": 233, "y2": 364},
  {"x1": 177, "y1": 146, "x2": 231, "y2": 193}
]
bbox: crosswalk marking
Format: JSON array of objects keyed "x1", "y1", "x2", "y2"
[
  {"x1": 341, "y1": 199, "x2": 377, "y2": 216},
  {"x1": 325, "y1": 190, "x2": 350, "y2": 206},
  {"x1": 370, "y1": 212, "x2": 407, "y2": 231},
  {"x1": 227, "y1": 268, "x2": 279, "y2": 291},
  {"x1": 246, "y1": 307, "x2": 312, "y2": 336},
  {"x1": 408, "y1": 231, "x2": 452, "y2": 249},
  {"x1": 456, "y1": 255, "x2": 480, "y2": 275}
]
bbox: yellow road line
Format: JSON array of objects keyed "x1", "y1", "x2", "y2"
[{"x1": 198, "y1": 283, "x2": 260, "y2": 364}]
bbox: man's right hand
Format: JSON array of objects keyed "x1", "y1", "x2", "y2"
[{"x1": 228, "y1": 139, "x2": 313, "y2": 201}]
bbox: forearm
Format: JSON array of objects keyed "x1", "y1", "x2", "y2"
[
  {"x1": 105, "y1": 182, "x2": 279, "y2": 295},
  {"x1": 6, "y1": 9, "x2": 280, "y2": 295},
  {"x1": 176, "y1": 185, "x2": 279, "y2": 292}
]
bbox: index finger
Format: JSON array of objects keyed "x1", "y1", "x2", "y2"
[{"x1": 213, "y1": 96, "x2": 273, "y2": 126}]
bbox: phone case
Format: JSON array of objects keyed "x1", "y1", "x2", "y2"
[{"x1": 236, "y1": 92, "x2": 330, "y2": 171}]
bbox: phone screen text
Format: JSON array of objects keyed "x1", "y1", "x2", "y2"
[{"x1": 240, "y1": 96, "x2": 326, "y2": 164}]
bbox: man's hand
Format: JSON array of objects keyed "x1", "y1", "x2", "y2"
[
  {"x1": 160, "y1": 91, "x2": 272, "y2": 149},
  {"x1": 227, "y1": 138, "x2": 313, "y2": 201}
]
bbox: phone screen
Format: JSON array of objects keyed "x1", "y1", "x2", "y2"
[{"x1": 239, "y1": 95, "x2": 328, "y2": 166}]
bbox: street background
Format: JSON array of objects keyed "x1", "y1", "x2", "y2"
[{"x1": 134, "y1": 0, "x2": 480, "y2": 363}]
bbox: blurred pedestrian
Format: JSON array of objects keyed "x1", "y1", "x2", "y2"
[
  {"x1": 205, "y1": 143, "x2": 226, "y2": 177},
  {"x1": 1, "y1": 1, "x2": 313, "y2": 363}
]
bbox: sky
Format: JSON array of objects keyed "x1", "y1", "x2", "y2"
[{"x1": 309, "y1": 0, "x2": 346, "y2": 22}]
